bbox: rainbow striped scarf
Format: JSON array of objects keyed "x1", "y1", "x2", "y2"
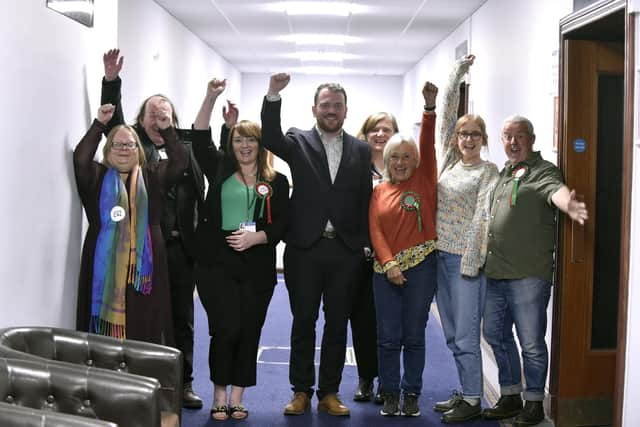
[{"x1": 90, "y1": 166, "x2": 153, "y2": 338}]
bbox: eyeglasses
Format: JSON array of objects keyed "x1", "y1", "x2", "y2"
[
  {"x1": 112, "y1": 142, "x2": 138, "y2": 151},
  {"x1": 501, "y1": 133, "x2": 530, "y2": 143},
  {"x1": 457, "y1": 131, "x2": 483, "y2": 141}
]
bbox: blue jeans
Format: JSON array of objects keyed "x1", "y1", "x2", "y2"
[
  {"x1": 482, "y1": 277, "x2": 552, "y2": 401},
  {"x1": 373, "y1": 253, "x2": 437, "y2": 396},
  {"x1": 436, "y1": 251, "x2": 486, "y2": 398}
]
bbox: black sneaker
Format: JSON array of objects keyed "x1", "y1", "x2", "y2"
[
  {"x1": 434, "y1": 390, "x2": 463, "y2": 412},
  {"x1": 401, "y1": 392, "x2": 420, "y2": 417},
  {"x1": 380, "y1": 394, "x2": 400, "y2": 416},
  {"x1": 514, "y1": 400, "x2": 545, "y2": 426},
  {"x1": 441, "y1": 399, "x2": 482, "y2": 423},
  {"x1": 483, "y1": 394, "x2": 523, "y2": 420}
]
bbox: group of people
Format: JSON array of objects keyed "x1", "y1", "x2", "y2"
[{"x1": 73, "y1": 49, "x2": 588, "y2": 426}]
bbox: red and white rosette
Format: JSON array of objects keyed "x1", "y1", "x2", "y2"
[{"x1": 255, "y1": 182, "x2": 273, "y2": 223}]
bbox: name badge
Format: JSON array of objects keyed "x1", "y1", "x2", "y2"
[
  {"x1": 158, "y1": 148, "x2": 168, "y2": 160},
  {"x1": 239, "y1": 221, "x2": 256, "y2": 232}
]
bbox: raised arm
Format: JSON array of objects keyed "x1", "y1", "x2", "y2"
[
  {"x1": 260, "y1": 73, "x2": 293, "y2": 160},
  {"x1": 73, "y1": 104, "x2": 114, "y2": 198},
  {"x1": 417, "y1": 81, "x2": 438, "y2": 186},
  {"x1": 194, "y1": 78, "x2": 226, "y2": 130},
  {"x1": 155, "y1": 108, "x2": 188, "y2": 188},
  {"x1": 439, "y1": 54, "x2": 474, "y2": 173},
  {"x1": 101, "y1": 49, "x2": 125, "y2": 132}
]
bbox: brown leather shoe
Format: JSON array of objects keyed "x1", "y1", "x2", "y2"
[
  {"x1": 284, "y1": 392, "x2": 311, "y2": 415},
  {"x1": 318, "y1": 394, "x2": 350, "y2": 416}
]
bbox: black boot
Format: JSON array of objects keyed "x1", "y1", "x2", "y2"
[
  {"x1": 183, "y1": 382, "x2": 203, "y2": 409},
  {"x1": 353, "y1": 377, "x2": 374, "y2": 401},
  {"x1": 482, "y1": 394, "x2": 523, "y2": 420},
  {"x1": 441, "y1": 399, "x2": 482, "y2": 423},
  {"x1": 514, "y1": 400, "x2": 545, "y2": 426}
]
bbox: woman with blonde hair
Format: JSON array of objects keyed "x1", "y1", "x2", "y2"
[
  {"x1": 433, "y1": 55, "x2": 499, "y2": 423},
  {"x1": 74, "y1": 103, "x2": 187, "y2": 345}
]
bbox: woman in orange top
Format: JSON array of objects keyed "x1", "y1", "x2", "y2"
[{"x1": 368, "y1": 81, "x2": 438, "y2": 417}]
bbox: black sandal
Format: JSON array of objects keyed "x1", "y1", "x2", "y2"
[
  {"x1": 210, "y1": 404, "x2": 229, "y2": 421},
  {"x1": 229, "y1": 404, "x2": 249, "y2": 420}
]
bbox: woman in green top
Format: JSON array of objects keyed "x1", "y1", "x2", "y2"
[{"x1": 190, "y1": 78, "x2": 290, "y2": 421}]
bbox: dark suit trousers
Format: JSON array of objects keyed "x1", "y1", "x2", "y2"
[
  {"x1": 350, "y1": 259, "x2": 378, "y2": 380},
  {"x1": 166, "y1": 240, "x2": 196, "y2": 384},
  {"x1": 285, "y1": 237, "x2": 362, "y2": 398}
]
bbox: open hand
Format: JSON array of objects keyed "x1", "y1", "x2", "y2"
[
  {"x1": 223, "y1": 100, "x2": 239, "y2": 128},
  {"x1": 103, "y1": 49, "x2": 123, "y2": 81},
  {"x1": 567, "y1": 189, "x2": 589, "y2": 225},
  {"x1": 226, "y1": 229, "x2": 258, "y2": 252}
]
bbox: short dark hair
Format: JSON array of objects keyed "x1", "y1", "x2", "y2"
[{"x1": 314, "y1": 83, "x2": 347, "y2": 106}]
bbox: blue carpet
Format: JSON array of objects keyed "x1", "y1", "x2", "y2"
[{"x1": 182, "y1": 275, "x2": 498, "y2": 426}]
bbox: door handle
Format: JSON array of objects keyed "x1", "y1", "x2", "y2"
[{"x1": 570, "y1": 193, "x2": 585, "y2": 263}]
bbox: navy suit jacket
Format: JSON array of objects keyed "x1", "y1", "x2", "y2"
[{"x1": 261, "y1": 97, "x2": 372, "y2": 252}]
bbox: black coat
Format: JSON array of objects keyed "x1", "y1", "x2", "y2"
[{"x1": 191, "y1": 127, "x2": 289, "y2": 289}]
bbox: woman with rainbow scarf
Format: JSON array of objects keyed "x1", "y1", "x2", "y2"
[{"x1": 74, "y1": 103, "x2": 187, "y2": 345}]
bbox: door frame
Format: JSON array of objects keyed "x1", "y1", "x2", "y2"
[{"x1": 552, "y1": 1, "x2": 633, "y2": 426}]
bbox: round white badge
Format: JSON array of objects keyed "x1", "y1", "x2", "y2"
[
  {"x1": 110, "y1": 206, "x2": 126, "y2": 222},
  {"x1": 256, "y1": 183, "x2": 269, "y2": 196}
]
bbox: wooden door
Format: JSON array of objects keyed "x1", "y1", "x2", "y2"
[{"x1": 552, "y1": 39, "x2": 624, "y2": 426}]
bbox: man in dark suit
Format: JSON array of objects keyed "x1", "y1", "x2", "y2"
[
  {"x1": 261, "y1": 73, "x2": 372, "y2": 417},
  {"x1": 101, "y1": 49, "x2": 204, "y2": 408}
]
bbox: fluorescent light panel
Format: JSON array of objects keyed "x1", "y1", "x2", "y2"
[
  {"x1": 291, "y1": 51, "x2": 346, "y2": 62},
  {"x1": 267, "y1": 2, "x2": 368, "y2": 17}
]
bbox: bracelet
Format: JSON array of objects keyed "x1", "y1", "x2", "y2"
[{"x1": 424, "y1": 105, "x2": 436, "y2": 112}]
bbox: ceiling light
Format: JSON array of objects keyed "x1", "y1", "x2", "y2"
[
  {"x1": 298, "y1": 66, "x2": 344, "y2": 75},
  {"x1": 288, "y1": 51, "x2": 353, "y2": 62},
  {"x1": 289, "y1": 34, "x2": 356, "y2": 46},
  {"x1": 268, "y1": 2, "x2": 368, "y2": 17}
]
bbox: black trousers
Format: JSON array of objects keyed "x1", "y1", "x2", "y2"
[
  {"x1": 284, "y1": 238, "x2": 362, "y2": 398},
  {"x1": 350, "y1": 259, "x2": 378, "y2": 380},
  {"x1": 166, "y1": 240, "x2": 196, "y2": 384},
  {"x1": 195, "y1": 262, "x2": 274, "y2": 387}
]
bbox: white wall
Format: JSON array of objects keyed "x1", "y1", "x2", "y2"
[
  {"x1": 0, "y1": 0, "x2": 238, "y2": 329},
  {"x1": 116, "y1": 0, "x2": 241, "y2": 132},
  {"x1": 401, "y1": 0, "x2": 573, "y2": 404},
  {"x1": 0, "y1": 0, "x2": 118, "y2": 328}
]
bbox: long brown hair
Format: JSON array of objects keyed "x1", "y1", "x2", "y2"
[{"x1": 227, "y1": 120, "x2": 275, "y2": 182}]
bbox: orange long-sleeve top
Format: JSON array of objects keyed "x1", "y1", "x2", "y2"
[{"x1": 369, "y1": 111, "x2": 437, "y2": 269}]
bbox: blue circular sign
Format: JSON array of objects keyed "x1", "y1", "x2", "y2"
[{"x1": 573, "y1": 138, "x2": 586, "y2": 153}]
